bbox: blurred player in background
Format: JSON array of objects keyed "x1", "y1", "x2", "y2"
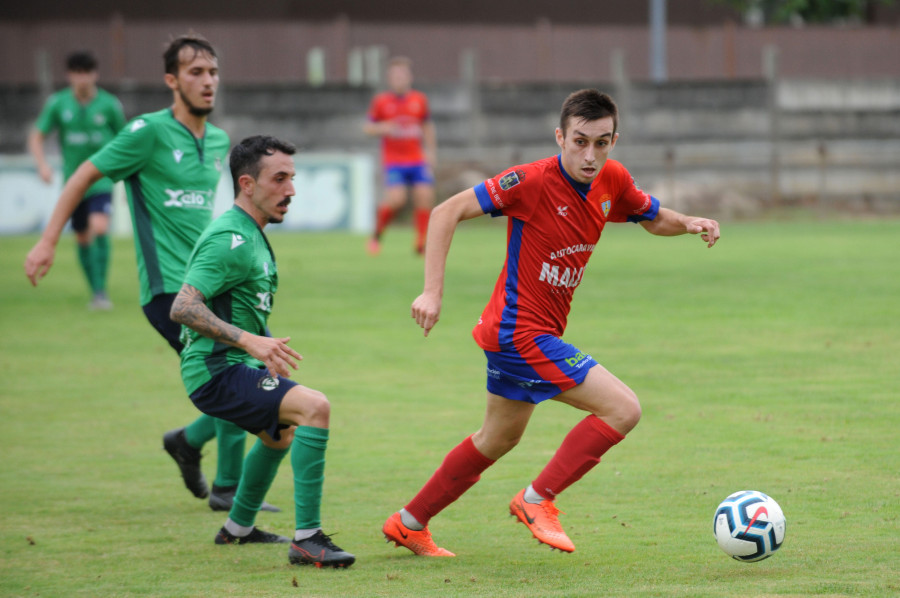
[
  {"x1": 170, "y1": 135, "x2": 355, "y2": 567},
  {"x1": 28, "y1": 51, "x2": 126, "y2": 310},
  {"x1": 24, "y1": 34, "x2": 279, "y2": 515},
  {"x1": 383, "y1": 89, "x2": 720, "y2": 556},
  {"x1": 364, "y1": 56, "x2": 436, "y2": 256}
]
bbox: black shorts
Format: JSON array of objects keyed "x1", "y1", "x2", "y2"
[
  {"x1": 189, "y1": 364, "x2": 296, "y2": 441},
  {"x1": 141, "y1": 293, "x2": 183, "y2": 354},
  {"x1": 71, "y1": 192, "x2": 112, "y2": 233}
]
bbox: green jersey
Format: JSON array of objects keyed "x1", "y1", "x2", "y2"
[
  {"x1": 179, "y1": 206, "x2": 279, "y2": 394},
  {"x1": 90, "y1": 108, "x2": 230, "y2": 305},
  {"x1": 34, "y1": 87, "x2": 126, "y2": 196}
]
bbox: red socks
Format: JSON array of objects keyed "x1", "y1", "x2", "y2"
[
  {"x1": 414, "y1": 208, "x2": 430, "y2": 250},
  {"x1": 531, "y1": 415, "x2": 625, "y2": 501},
  {"x1": 403, "y1": 417, "x2": 623, "y2": 526},
  {"x1": 405, "y1": 435, "x2": 495, "y2": 526},
  {"x1": 374, "y1": 205, "x2": 395, "y2": 239}
]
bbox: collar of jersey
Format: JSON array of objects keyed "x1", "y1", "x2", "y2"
[{"x1": 556, "y1": 154, "x2": 591, "y2": 201}]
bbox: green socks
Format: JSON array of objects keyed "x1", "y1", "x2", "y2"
[
  {"x1": 292, "y1": 426, "x2": 329, "y2": 530},
  {"x1": 183, "y1": 414, "x2": 217, "y2": 447},
  {"x1": 77, "y1": 235, "x2": 111, "y2": 294},
  {"x1": 228, "y1": 439, "x2": 289, "y2": 527},
  {"x1": 213, "y1": 418, "x2": 247, "y2": 488},
  {"x1": 217, "y1": 426, "x2": 330, "y2": 530},
  {"x1": 77, "y1": 243, "x2": 95, "y2": 292},
  {"x1": 92, "y1": 234, "x2": 109, "y2": 293}
]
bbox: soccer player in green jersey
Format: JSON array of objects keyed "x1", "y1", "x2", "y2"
[
  {"x1": 24, "y1": 35, "x2": 277, "y2": 514},
  {"x1": 28, "y1": 51, "x2": 126, "y2": 310},
  {"x1": 170, "y1": 135, "x2": 355, "y2": 568}
]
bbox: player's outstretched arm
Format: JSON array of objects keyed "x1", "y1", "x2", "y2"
[
  {"x1": 411, "y1": 188, "x2": 484, "y2": 337},
  {"x1": 171, "y1": 283, "x2": 302, "y2": 378},
  {"x1": 24, "y1": 160, "x2": 104, "y2": 286},
  {"x1": 640, "y1": 207, "x2": 720, "y2": 248}
]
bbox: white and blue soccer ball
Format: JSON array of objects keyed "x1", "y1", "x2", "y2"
[{"x1": 713, "y1": 490, "x2": 786, "y2": 562}]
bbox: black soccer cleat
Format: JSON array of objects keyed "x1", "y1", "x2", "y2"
[
  {"x1": 288, "y1": 530, "x2": 355, "y2": 568},
  {"x1": 215, "y1": 526, "x2": 291, "y2": 545},
  {"x1": 208, "y1": 484, "x2": 282, "y2": 513},
  {"x1": 163, "y1": 428, "x2": 209, "y2": 499}
]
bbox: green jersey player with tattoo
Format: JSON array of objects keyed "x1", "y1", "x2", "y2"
[{"x1": 171, "y1": 135, "x2": 355, "y2": 568}]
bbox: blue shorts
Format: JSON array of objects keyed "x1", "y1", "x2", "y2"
[
  {"x1": 385, "y1": 163, "x2": 433, "y2": 187},
  {"x1": 142, "y1": 293, "x2": 183, "y2": 354},
  {"x1": 189, "y1": 363, "x2": 297, "y2": 441},
  {"x1": 71, "y1": 192, "x2": 112, "y2": 233},
  {"x1": 484, "y1": 335, "x2": 598, "y2": 404}
]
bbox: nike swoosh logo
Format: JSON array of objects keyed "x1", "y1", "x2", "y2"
[
  {"x1": 519, "y1": 500, "x2": 536, "y2": 524},
  {"x1": 399, "y1": 528, "x2": 409, "y2": 539}
]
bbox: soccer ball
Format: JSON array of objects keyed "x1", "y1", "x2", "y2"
[{"x1": 713, "y1": 490, "x2": 786, "y2": 562}]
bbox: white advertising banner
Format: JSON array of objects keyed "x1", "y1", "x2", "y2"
[{"x1": 0, "y1": 153, "x2": 375, "y2": 235}]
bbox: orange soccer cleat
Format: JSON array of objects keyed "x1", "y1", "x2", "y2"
[
  {"x1": 382, "y1": 512, "x2": 455, "y2": 557},
  {"x1": 509, "y1": 488, "x2": 576, "y2": 552}
]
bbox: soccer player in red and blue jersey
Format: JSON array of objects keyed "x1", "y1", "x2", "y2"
[
  {"x1": 383, "y1": 89, "x2": 720, "y2": 556},
  {"x1": 364, "y1": 56, "x2": 436, "y2": 255}
]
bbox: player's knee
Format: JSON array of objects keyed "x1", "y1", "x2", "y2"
[
  {"x1": 615, "y1": 391, "x2": 642, "y2": 434},
  {"x1": 304, "y1": 389, "x2": 331, "y2": 427},
  {"x1": 473, "y1": 429, "x2": 522, "y2": 460},
  {"x1": 282, "y1": 387, "x2": 330, "y2": 428}
]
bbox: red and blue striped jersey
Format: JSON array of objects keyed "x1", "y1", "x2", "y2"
[{"x1": 471, "y1": 155, "x2": 658, "y2": 351}]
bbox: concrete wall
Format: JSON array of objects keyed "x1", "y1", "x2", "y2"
[{"x1": 5, "y1": 78, "x2": 899, "y2": 216}]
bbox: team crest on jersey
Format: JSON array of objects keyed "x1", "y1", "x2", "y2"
[
  {"x1": 599, "y1": 193, "x2": 612, "y2": 217},
  {"x1": 93, "y1": 114, "x2": 107, "y2": 126},
  {"x1": 499, "y1": 169, "x2": 526, "y2": 190}
]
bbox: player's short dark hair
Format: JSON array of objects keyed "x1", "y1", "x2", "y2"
[
  {"x1": 559, "y1": 89, "x2": 618, "y2": 137},
  {"x1": 66, "y1": 52, "x2": 97, "y2": 73},
  {"x1": 230, "y1": 135, "x2": 297, "y2": 196},
  {"x1": 163, "y1": 33, "x2": 217, "y2": 76}
]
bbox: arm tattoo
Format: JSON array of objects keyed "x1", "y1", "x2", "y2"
[{"x1": 170, "y1": 283, "x2": 244, "y2": 346}]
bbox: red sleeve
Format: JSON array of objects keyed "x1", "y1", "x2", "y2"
[{"x1": 476, "y1": 162, "x2": 543, "y2": 221}]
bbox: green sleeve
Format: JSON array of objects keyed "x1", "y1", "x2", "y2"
[
  {"x1": 90, "y1": 116, "x2": 156, "y2": 182},
  {"x1": 184, "y1": 230, "x2": 252, "y2": 302},
  {"x1": 34, "y1": 95, "x2": 59, "y2": 135}
]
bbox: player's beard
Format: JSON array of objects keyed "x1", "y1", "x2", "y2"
[{"x1": 178, "y1": 87, "x2": 214, "y2": 117}]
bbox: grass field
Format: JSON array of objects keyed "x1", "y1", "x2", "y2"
[{"x1": 1, "y1": 217, "x2": 898, "y2": 597}]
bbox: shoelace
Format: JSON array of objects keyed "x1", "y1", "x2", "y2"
[
  {"x1": 539, "y1": 501, "x2": 566, "y2": 531},
  {"x1": 309, "y1": 531, "x2": 342, "y2": 550}
]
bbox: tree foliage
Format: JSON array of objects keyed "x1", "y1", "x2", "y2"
[{"x1": 710, "y1": 0, "x2": 896, "y2": 24}]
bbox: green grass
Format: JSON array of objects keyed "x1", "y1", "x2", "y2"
[{"x1": 1, "y1": 217, "x2": 898, "y2": 597}]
